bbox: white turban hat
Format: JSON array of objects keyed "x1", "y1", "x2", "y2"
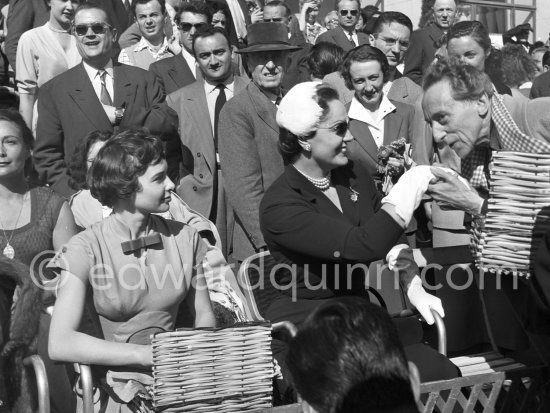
[{"x1": 276, "y1": 81, "x2": 324, "y2": 137}]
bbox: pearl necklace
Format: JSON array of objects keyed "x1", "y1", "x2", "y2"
[{"x1": 294, "y1": 165, "x2": 331, "y2": 191}]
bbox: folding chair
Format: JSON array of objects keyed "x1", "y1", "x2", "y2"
[{"x1": 24, "y1": 354, "x2": 50, "y2": 413}]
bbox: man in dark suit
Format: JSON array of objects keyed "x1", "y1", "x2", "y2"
[
  {"x1": 6, "y1": 0, "x2": 132, "y2": 71},
  {"x1": 403, "y1": 0, "x2": 456, "y2": 85},
  {"x1": 315, "y1": 0, "x2": 369, "y2": 52},
  {"x1": 218, "y1": 22, "x2": 299, "y2": 262},
  {"x1": 35, "y1": 2, "x2": 178, "y2": 198},
  {"x1": 167, "y1": 27, "x2": 249, "y2": 256},
  {"x1": 150, "y1": 1, "x2": 210, "y2": 94}
]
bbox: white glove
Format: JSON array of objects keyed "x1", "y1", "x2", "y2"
[
  {"x1": 385, "y1": 243, "x2": 409, "y2": 271},
  {"x1": 406, "y1": 275, "x2": 445, "y2": 325},
  {"x1": 382, "y1": 165, "x2": 435, "y2": 227}
]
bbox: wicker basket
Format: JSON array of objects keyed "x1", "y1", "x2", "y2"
[
  {"x1": 152, "y1": 322, "x2": 274, "y2": 412},
  {"x1": 474, "y1": 152, "x2": 550, "y2": 277}
]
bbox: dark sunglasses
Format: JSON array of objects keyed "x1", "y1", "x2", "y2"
[
  {"x1": 73, "y1": 22, "x2": 111, "y2": 36},
  {"x1": 319, "y1": 121, "x2": 349, "y2": 136},
  {"x1": 177, "y1": 22, "x2": 208, "y2": 32},
  {"x1": 339, "y1": 9, "x2": 358, "y2": 17}
]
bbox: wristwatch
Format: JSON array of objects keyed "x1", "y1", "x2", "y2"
[{"x1": 114, "y1": 107, "x2": 125, "y2": 126}]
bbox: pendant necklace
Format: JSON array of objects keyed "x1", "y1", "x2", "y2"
[{"x1": 0, "y1": 192, "x2": 28, "y2": 259}]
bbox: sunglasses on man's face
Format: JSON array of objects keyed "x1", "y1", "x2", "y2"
[
  {"x1": 339, "y1": 9, "x2": 358, "y2": 17},
  {"x1": 73, "y1": 22, "x2": 111, "y2": 36},
  {"x1": 178, "y1": 22, "x2": 208, "y2": 32}
]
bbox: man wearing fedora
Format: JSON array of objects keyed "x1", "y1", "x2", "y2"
[{"x1": 218, "y1": 22, "x2": 300, "y2": 264}]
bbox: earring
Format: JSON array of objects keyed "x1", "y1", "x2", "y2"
[{"x1": 298, "y1": 138, "x2": 311, "y2": 152}]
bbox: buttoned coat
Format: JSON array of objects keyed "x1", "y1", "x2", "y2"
[
  {"x1": 403, "y1": 24, "x2": 445, "y2": 85},
  {"x1": 35, "y1": 62, "x2": 178, "y2": 198},
  {"x1": 218, "y1": 82, "x2": 285, "y2": 260},
  {"x1": 315, "y1": 26, "x2": 370, "y2": 52},
  {"x1": 166, "y1": 76, "x2": 249, "y2": 218}
]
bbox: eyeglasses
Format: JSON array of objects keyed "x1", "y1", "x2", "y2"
[
  {"x1": 339, "y1": 10, "x2": 358, "y2": 17},
  {"x1": 376, "y1": 36, "x2": 410, "y2": 50},
  {"x1": 318, "y1": 121, "x2": 349, "y2": 136},
  {"x1": 73, "y1": 22, "x2": 112, "y2": 36},
  {"x1": 177, "y1": 22, "x2": 208, "y2": 32}
]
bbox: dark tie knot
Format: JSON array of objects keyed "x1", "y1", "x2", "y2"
[{"x1": 216, "y1": 83, "x2": 225, "y2": 91}]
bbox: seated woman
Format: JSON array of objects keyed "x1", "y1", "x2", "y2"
[
  {"x1": 259, "y1": 83, "x2": 458, "y2": 392},
  {"x1": 49, "y1": 131, "x2": 216, "y2": 412},
  {"x1": 0, "y1": 109, "x2": 77, "y2": 413},
  {"x1": 67, "y1": 130, "x2": 249, "y2": 324}
]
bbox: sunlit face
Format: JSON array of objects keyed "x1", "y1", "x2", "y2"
[
  {"x1": 337, "y1": 0, "x2": 359, "y2": 31},
  {"x1": 371, "y1": 22, "x2": 411, "y2": 67},
  {"x1": 432, "y1": 0, "x2": 456, "y2": 29},
  {"x1": 49, "y1": 0, "x2": 79, "y2": 28},
  {"x1": 325, "y1": 12, "x2": 339, "y2": 30},
  {"x1": 422, "y1": 80, "x2": 488, "y2": 159},
  {"x1": 211, "y1": 11, "x2": 227, "y2": 28},
  {"x1": 349, "y1": 60, "x2": 385, "y2": 110},
  {"x1": 306, "y1": 6, "x2": 318, "y2": 25},
  {"x1": 447, "y1": 35, "x2": 488, "y2": 72},
  {"x1": 194, "y1": 33, "x2": 233, "y2": 83},
  {"x1": 0, "y1": 121, "x2": 30, "y2": 179},
  {"x1": 134, "y1": 159, "x2": 175, "y2": 214},
  {"x1": 86, "y1": 140, "x2": 106, "y2": 171},
  {"x1": 73, "y1": 8, "x2": 116, "y2": 68},
  {"x1": 532, "y1": 50, "x2": 545, "y2": 75},
  {"x1": 309, "y1": 100, "x2": 353, "y2": 170},
  {"x1": 178, "y1": 11, "x2": 208, "y2": 53},
  {"x1": 135, "y1": 0, "x2": 165, "y2": 43},
  {"x1": 247, "y1": 51, "x2": 289, "y2": 95}
]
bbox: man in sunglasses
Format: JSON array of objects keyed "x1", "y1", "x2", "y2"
[
  {"x1": 403, "y1": 0, "x2": 457, "y2": 85},
  {"x1": 34, "y1": 2, "x2": 178, "y2": 198},
  {"x1": 315, "y1": 0, "x2": 369, "y2": 52}
]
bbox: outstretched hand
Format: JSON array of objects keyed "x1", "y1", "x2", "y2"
[{"x1": 427, "y1": 167, "x2": 484, "y2": 215}]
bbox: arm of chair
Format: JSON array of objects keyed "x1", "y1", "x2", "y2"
[
  {"x1": 75, "y1": 363, "x2": 94, "y2": 413},
  {"x1": 23, "y1": 355, "x2": 50, "y2": 413}
]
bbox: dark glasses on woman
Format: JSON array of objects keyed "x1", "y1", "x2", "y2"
[
  {"x1": 339, "y1": 9, "x2": 358, "y2": 17},
  {"x1": 177, "y1": 22, "x2": 208, "y2": 32},
  {"x1": 73, "y1": 22, "x2": 112, "y2": 36},
  {"x1": 319, "y1": 121, "x2": 349, "y2": 136}
]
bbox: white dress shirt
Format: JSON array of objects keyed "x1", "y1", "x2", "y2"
[
  {"x1": 204, "y1": 78, "x2": 235, "y2": 133},
  {"x1": 348, "y1": 94, "x2": 396, "y2": 148},
  {"x1": 82, "y1": 60, "x2": 116, "y2": 123}
]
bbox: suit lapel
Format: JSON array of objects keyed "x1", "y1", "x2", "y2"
[
  {"x1": 170, "y1": 54, "x2": 195, "y2": 88},
  {"x1": 188, "y1": 81, "x2": 216, "y2": 173},
  {"x1": 113, "y1": 63, "x2": 137, "y2": 108},
  {"x1": 249, "y1": 82, "x2": 278, "y2": 133},
  {"x1": 349, "y1": 119, "x2": 379, "y2": 168},
  {"x1": 383, "y1": 109, "x2": 403, "y2": 146},
  {"x1": 334, "y1": 168, "x2": 361, "y2": 225},
  {"x1": 68, "y1": 64, "x2": 112, "y2": 131}
]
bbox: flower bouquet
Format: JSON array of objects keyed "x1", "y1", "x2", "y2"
[{"x1": 377, "y1": 138, "x2": 414, "y2": 195}]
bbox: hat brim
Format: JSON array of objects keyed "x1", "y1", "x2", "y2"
[{"x1": 236, "y1": 44, "x2": 302, "y2": 53}]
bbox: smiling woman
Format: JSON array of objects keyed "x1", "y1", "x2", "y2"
[{"x1": 49, "y1": 129, "x2": 216, "y2": 412}]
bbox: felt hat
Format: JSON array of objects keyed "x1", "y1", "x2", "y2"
[{"x1": 237, "y1": 22, "x2": 301, "y2": 53}]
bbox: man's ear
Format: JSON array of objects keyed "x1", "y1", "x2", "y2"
[
  {"x1": 408, "y1": 361, "x2": 421, "y2": 403},
  {"x1": 544, "y1": 64, "x2": 550, "y2": 73},
  {"x1": 369, "y1": 33, "x2": 375, "y2": 44},
  {"x1": 476, "y1": 93, "x2": 490, "y2": 117}
]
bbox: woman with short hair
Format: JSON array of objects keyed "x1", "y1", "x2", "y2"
[{"x1": 49, "y1": 130, "x2": 216, "y2": 412}]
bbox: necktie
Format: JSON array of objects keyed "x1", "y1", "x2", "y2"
[
  {"x1": 275, "y1": 95, "x2": 282, "y2": 107},
  {"x1": 98, "y1": 70, "x2": 113, "y2": 106},
  {"x1": 124, "y1": 0, "x2": 133, "y2": 23},
  {"x1": 214, "y1": 84, "x2": 227, "y2": 148},
  {"x1": 349, "y1": 35, "x2": 357, "y2": 48}
]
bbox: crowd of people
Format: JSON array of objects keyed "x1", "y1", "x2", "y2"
[{"x1": 1, "y1": 0, "x2": 550, "y2": 412}]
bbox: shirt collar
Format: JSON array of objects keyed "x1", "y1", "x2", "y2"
[
  {"x1": 134, "y1": 36, "x2": 169, "y2": 53},
  {"x1": 181, "y1": 47, "x2": 194, "y2": 61},
  {"x1": 204, "y1": 77, "x2": 235, "y2": 95},
  {"x1": 83, "y1": 59, "x2": 113, "y2": 80},
  {"x1": 348, "y1": 94, "x2": 395, "y2": 125}
]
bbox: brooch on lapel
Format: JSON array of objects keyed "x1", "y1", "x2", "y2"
[{"x1": 349, "y1": 187, "x2": 359, "y2": 203}]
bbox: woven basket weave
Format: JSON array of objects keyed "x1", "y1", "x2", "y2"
[
  {"x1": 152, "y1": 322, "x2": 274, "y2": 412},
  {"x1": 474, "y1": 152, "x2": 550, "y2": 277}
]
